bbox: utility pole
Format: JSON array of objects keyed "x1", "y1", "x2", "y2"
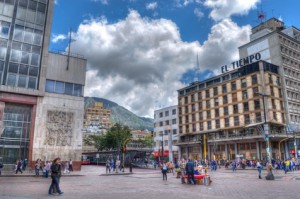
[
  {"x1": 66, "y1": 28, "x2": 72, "y2": 70},
  {"x1": 259, "y1": 92, "x2": 274, "y2": 180}
]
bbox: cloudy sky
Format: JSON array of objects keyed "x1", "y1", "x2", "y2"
[{"x1": 50, "y1": 0, "x2": 300, "y2": 117}]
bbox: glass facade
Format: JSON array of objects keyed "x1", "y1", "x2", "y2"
[
  {"x1": 0, "y1": 104, "x2": 32, "y2": 164},
  {"x1": 0, "y1": 0, "x2": 48, "y2": 89}
]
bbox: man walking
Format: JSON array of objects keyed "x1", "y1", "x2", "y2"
[
  {"x1": 69, "y1": 159, "x2": 73, "y2": 172},
  {"x1": 48, "y1": 157, "x2": 63, "y2": 195},
  {"x1": 186, "y1": 158, "x2": 196, "y2": 185},
  {"x1": 161, "y1": 162, "x2": 168, "y2": 181},
  {"x1": 106, "y1": 159, "x2": 111, "y2": 174},
  {"x1": 256, "y1": 160, "x2": 263, "y2": 179},
  {"x1": 232, "y1": 160, "x2": 237, "y2": 172}
]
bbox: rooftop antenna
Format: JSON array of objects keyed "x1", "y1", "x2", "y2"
[
  {"x1": 66, "y1": 28, "x2": 72, "y2": 70},
  {"x1": 193, "y1": 53, "x2": 200, "y2": 82}
]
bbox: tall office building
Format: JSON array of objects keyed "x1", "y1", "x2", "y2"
[
  {"x1": 0, "y1": 0, "x2": 87, "y2": 170},
  {"x1": 239, "y1": 18, "x2": 300, "y2": 157}
]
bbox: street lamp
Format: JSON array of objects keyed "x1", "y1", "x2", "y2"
[{"x1": 258, "y1": 92, "x2": 274, "y2": 180}]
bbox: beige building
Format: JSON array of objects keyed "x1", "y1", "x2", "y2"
[
  {"x1": 177, "y1": 61, "x2": 286, "y2": 161},
  {"x1": 83, "y1": 102, "x2": 111, "y2": 130}
]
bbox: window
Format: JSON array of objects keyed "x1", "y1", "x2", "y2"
[
  {"x1": 45, "y1": 80, "x2": 55, "y2": 92},
  {"x1": 241, "y1": 78, "x2": 247, "y2": 88},
  {"x1": 206, "y1": 90, "x2": 210, "y2": 98},
  {"x1": 191, "y1": 94, "x2": 195, "y2": 102},
  {"x1": 273, "y1": 112, "x2": 277, "y2": 121},
  {"x1": 253, "y1": 87, "x2": 259, "y2": 96},
  {"x1": 215, "y1": 109, "x2": 219, "y2": 117},
  {"x1": 224, "y1": 107, "x2": 229, "y2": 115},
  {"x1": 7, "y1": 73, "x2": 16, "y2": 86},
  {"x1": 199, "y1": 102, "x2": 202, "y2": 110},
  {"x1": 207, "y1": 121, "x2": 212, "y2": 129},
  {"x1": 223, "y1": 95, "x2": 228, "y2": 104},
  {"x1": 272, "y1": 99, "x2": 276, "y2": 109},
  {"x1": 207, "y1": 111, "x2": 211, "y2": 119},
  {"x1": 165, "y1": 111, "x2": 169, "y2": 116},
  {"x1": 231, "y1": 82, "x2": 236, "y2": 91},
  {"x1": 254, "y1": 100, "x2": 260, "y2": 109},
  {"x1": 270, "y1": 86, "x2": 274, "y2": 96},
  {"x1": 216, "y1": 119, "x2": 220, "y2": 128},
  {"x1": 0, "y1": 21, "x2": 10, "y2": 38},
  {"x1": 269, "y1": 74, "x2": 273, "y2": 84},
  {"x1": 172, "y1": 119, "x2": 176, "y2": 124},
  {"x1": 233, "y1": 104, "x2": 238, "y2": 114},
  {"x1": 165, "y1": 120, "x2": 169, "y2": 125},
  {"x1": 200, "y1": 122, "x2": 203, "y2": 131},
  {"x1": 199, "y1": 112, "x2": 203, "y2": 120},
  {"x1": 74, "y1": 84, "x2": 83, "y2": 96},
  {"x1": 232, "y1": 93, "x2": 237, "y2": 102},
  {"x1": 172, "y1": 129, "x2": 177, "y2": 135},
  {"x1": 159, "y1": 112, "x2": 163, "y2": 118},
  {"x1": 198, "y1": 92, "x2": 202, "y2": 100},
  {"x1": 225, "y1": 118, "x2": 229, "y2": 127},
  {"x1": 65, "y1": 83, "x2": 73, "y2": 95},
  {"x1": 234, "y1": 116, "x2": 239, "y2": 126},
  {"x1": 55, "y1": 81, "x2": 64, "y2": 94},
  {"x1": 244, "y1": 114, "x2": 250, "y2": 125},
  {"x1": 172, "y1": 109, "x2": 176, "y2": 115},
  {"x1": 252, "y1": 74, "x2": 257, "y2": 84},
  {"x1": 256, "y1": 112, "x2": 262, "y2": 122},
  {"x1": 159, "y1": 122, "x2": 163, "y2": 127},
  {"x1": 213, "y1": 87, "x2": 218, "y2": 96},
  {"x1": 28, "y1": 77, "x2": 36, "y2": 89},
  {"x1": 243, "y1": 102, "x2": 249, "y2": 111},
  {"x1": 242, "y1": 90, "x2": 248, "y2": 100},
  {"x1": 222, "y1": 84, "x2": 227, "y2": 92},
  {"x1": 214, "y1": 98, "x2": 219, "y2": 106}
]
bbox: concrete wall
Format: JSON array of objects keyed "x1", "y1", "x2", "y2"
[
  {"x1": 46, "y1": 53, "x2": 86, "y2": 85},
  {"x1": 33, "y1": 93, "x2": 84, "y2": 170}
]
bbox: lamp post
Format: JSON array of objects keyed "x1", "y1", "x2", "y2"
[
  {"x1": 258, "y1": 92, "x2": 274, "y2": 180},
  {"x1": 161, "y1": 132, "x2": 164, "y2": 163}
]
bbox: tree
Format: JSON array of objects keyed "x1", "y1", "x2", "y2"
[{"x1": 83, "y1": 134, "x2": 107, "y2": 152}]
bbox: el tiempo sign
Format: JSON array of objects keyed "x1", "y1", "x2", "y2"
[{"x1": 221, "y1": 53, "x2": 261, "y2": 73}]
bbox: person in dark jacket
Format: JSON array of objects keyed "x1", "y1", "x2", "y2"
[
  {"x1": 48, "y1": 157, "x2": 63, "y2": 195},
  {"x1": 15, "y1": 160, "x2": 23, "y2": 174},
  {"x1": 186, "y1": 159, "x2": 196, "y2": 185}
]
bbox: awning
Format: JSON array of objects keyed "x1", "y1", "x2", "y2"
[
  {"x1": 245, "y1": 122, "x2": 264, "y2": 128},
  {"x1": 152, "y1": 151, "x2": 169, "y2": 157}
]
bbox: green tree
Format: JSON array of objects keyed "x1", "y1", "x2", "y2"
[{"x1": 83, "y1": 134, "x2": 107, "y2": 152}]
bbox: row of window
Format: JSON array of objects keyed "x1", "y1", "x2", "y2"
[
  {"x1": 154, "y1": 129, "x2": 178, "y2": 137},
  {"x1": 156, "y1": 109, "x2": 176, "y2": 118},
  {"x1": 284, "y1": 67, "x2": 300, "y2": 80},
  {"x1": 282, "y1": 56, "x2": 300, "y2": 69},
  {"x1": 155, "y1": 119, "x2": 177, "y2": 127},
  {"x1": 45, "y1": 79, "x2": 83, "y2": 97}
]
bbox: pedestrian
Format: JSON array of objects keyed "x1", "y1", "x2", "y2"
[
  {"x1": 35, "y1": 159, "x2": 41, "y2": 176},
  {"x1": 232, "y1": 160, "x2": 236, "y2": 172},
  {"x1": 69, "y1": 159, "x2": 73, "y2": 172},
  {"x1": 64, "y1": 161, "x2": 70, "y2": 174},
  {"x1": 48, "y1": 157, "x2": 63, "y2": 195},
  {"x1": 180, "y1": 158, "x2": 186, "y2": 183},
  {"x1": 106, "y1": 159, "x2": 111, "y2": 174},
  {"x1": 186, "y1": 158, "x2": 196, "y2": 185},
  {"x1": 15, "y1": 160, "x2": 23, "y2": 174},
  {"x1": 22, "y1": 158, "x2": 28, "y2": 171},
  {"x1": 45, "y1": 161, "x2": 51, "y2": 178},
  {"x1": 161, "y1": 162, "x2": 168, "y2": 181},
  {"x1": 256, "y1": 160, "x2": 263, "y2": 179}
]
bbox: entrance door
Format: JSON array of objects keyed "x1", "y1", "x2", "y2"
[{"x1": 0, "y1": 104, "x2": 32, "y2": 164}]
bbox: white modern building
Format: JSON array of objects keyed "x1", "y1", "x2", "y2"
[{"x1": 153, "y1": 105, "x2": 179, "y2": 162}]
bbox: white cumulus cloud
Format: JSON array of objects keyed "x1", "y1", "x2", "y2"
[
  {"x1": 91, "y1": 0, "x2": 109, "y2": 5},
  {"x1": 146, "y1": 2, "x2": 158, "y2": 10},
  {"x1": 68, "y1": 10, "x2": 250, "y2": 117},
  {"x1": 194, "y1": 8, "x2": 204, "y2": 20},
  {"x1": 51, "y1": 34, "x2": 67, "y2": 43},
  {"x1": 204, "y1": 0, "x2": 260, "y2": 21}
]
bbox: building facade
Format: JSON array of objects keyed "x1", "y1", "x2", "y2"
[
  {"x1": 239, "y1": 18, "x2": 300, "y2": 158},
  {"x1": 177, "y1": 61, "x2": 288, "y2": 161},
  {"x1": 0, "y1": 0, "x2": 86, "y2": 170},
  {"x1": 83, "y1": 102, "x2": 111, "y2": 131},
  {"x1": 153, "y1": 105, "x2": 179, "y2": 162}
]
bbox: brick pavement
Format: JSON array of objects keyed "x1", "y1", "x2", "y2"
[{"x1": 0, "y1": 165, "x2": 299, "y2": 199}]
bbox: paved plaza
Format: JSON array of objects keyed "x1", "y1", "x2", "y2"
[{"x1": 1, "y1": 166, "x2": 300, "y2": 199}]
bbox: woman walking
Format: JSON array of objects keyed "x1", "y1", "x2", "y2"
[
  {"x1": 48, "y1": 158, "x2": 64, "y2": 195},
  {"x1": 256, "y1": 160, "x2": 263, "y2": 179}
]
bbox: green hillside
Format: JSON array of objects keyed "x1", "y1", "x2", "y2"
[{"x1": 84, "y1": 97, "x2": 154, "y2": 131}]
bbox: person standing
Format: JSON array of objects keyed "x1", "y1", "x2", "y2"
[
  {"x1": 186, "y1": 158, "x2": 196, "y2": 185},
  {"x1": 48, "y1": 158, "x2": 63, "y2": 195},
  {"x1": 69, "y1": 159, "x2": 73, "y2": 172},
  {"x1": 180, "y1": 159, "x2": 186, "y2": 184},
  {"x1": 15, "y1": 160, "x2": 23, "y2": 174},
  {"x1": 256, "y1": 160, "x2": 263, "y2": 179},
  {"x1": 232, "y1": 160, "x2": 237, "y2": 172},
  {"x1": 35, "y1": 159, "x2": 41, "y2": 176},
  {"x1": 105, "y1": 159, "x2": 111, "y2": 174},
  {"x1": 45, "y1": 161, "x2": 51, "y2": 178},
  {"x1": 161, "y1": 162, "x2": 168, "y2": 181}
]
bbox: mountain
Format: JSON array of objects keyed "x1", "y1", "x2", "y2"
[{"x1": 84, "y1": 97, "x2": 154, "y2": 131}]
